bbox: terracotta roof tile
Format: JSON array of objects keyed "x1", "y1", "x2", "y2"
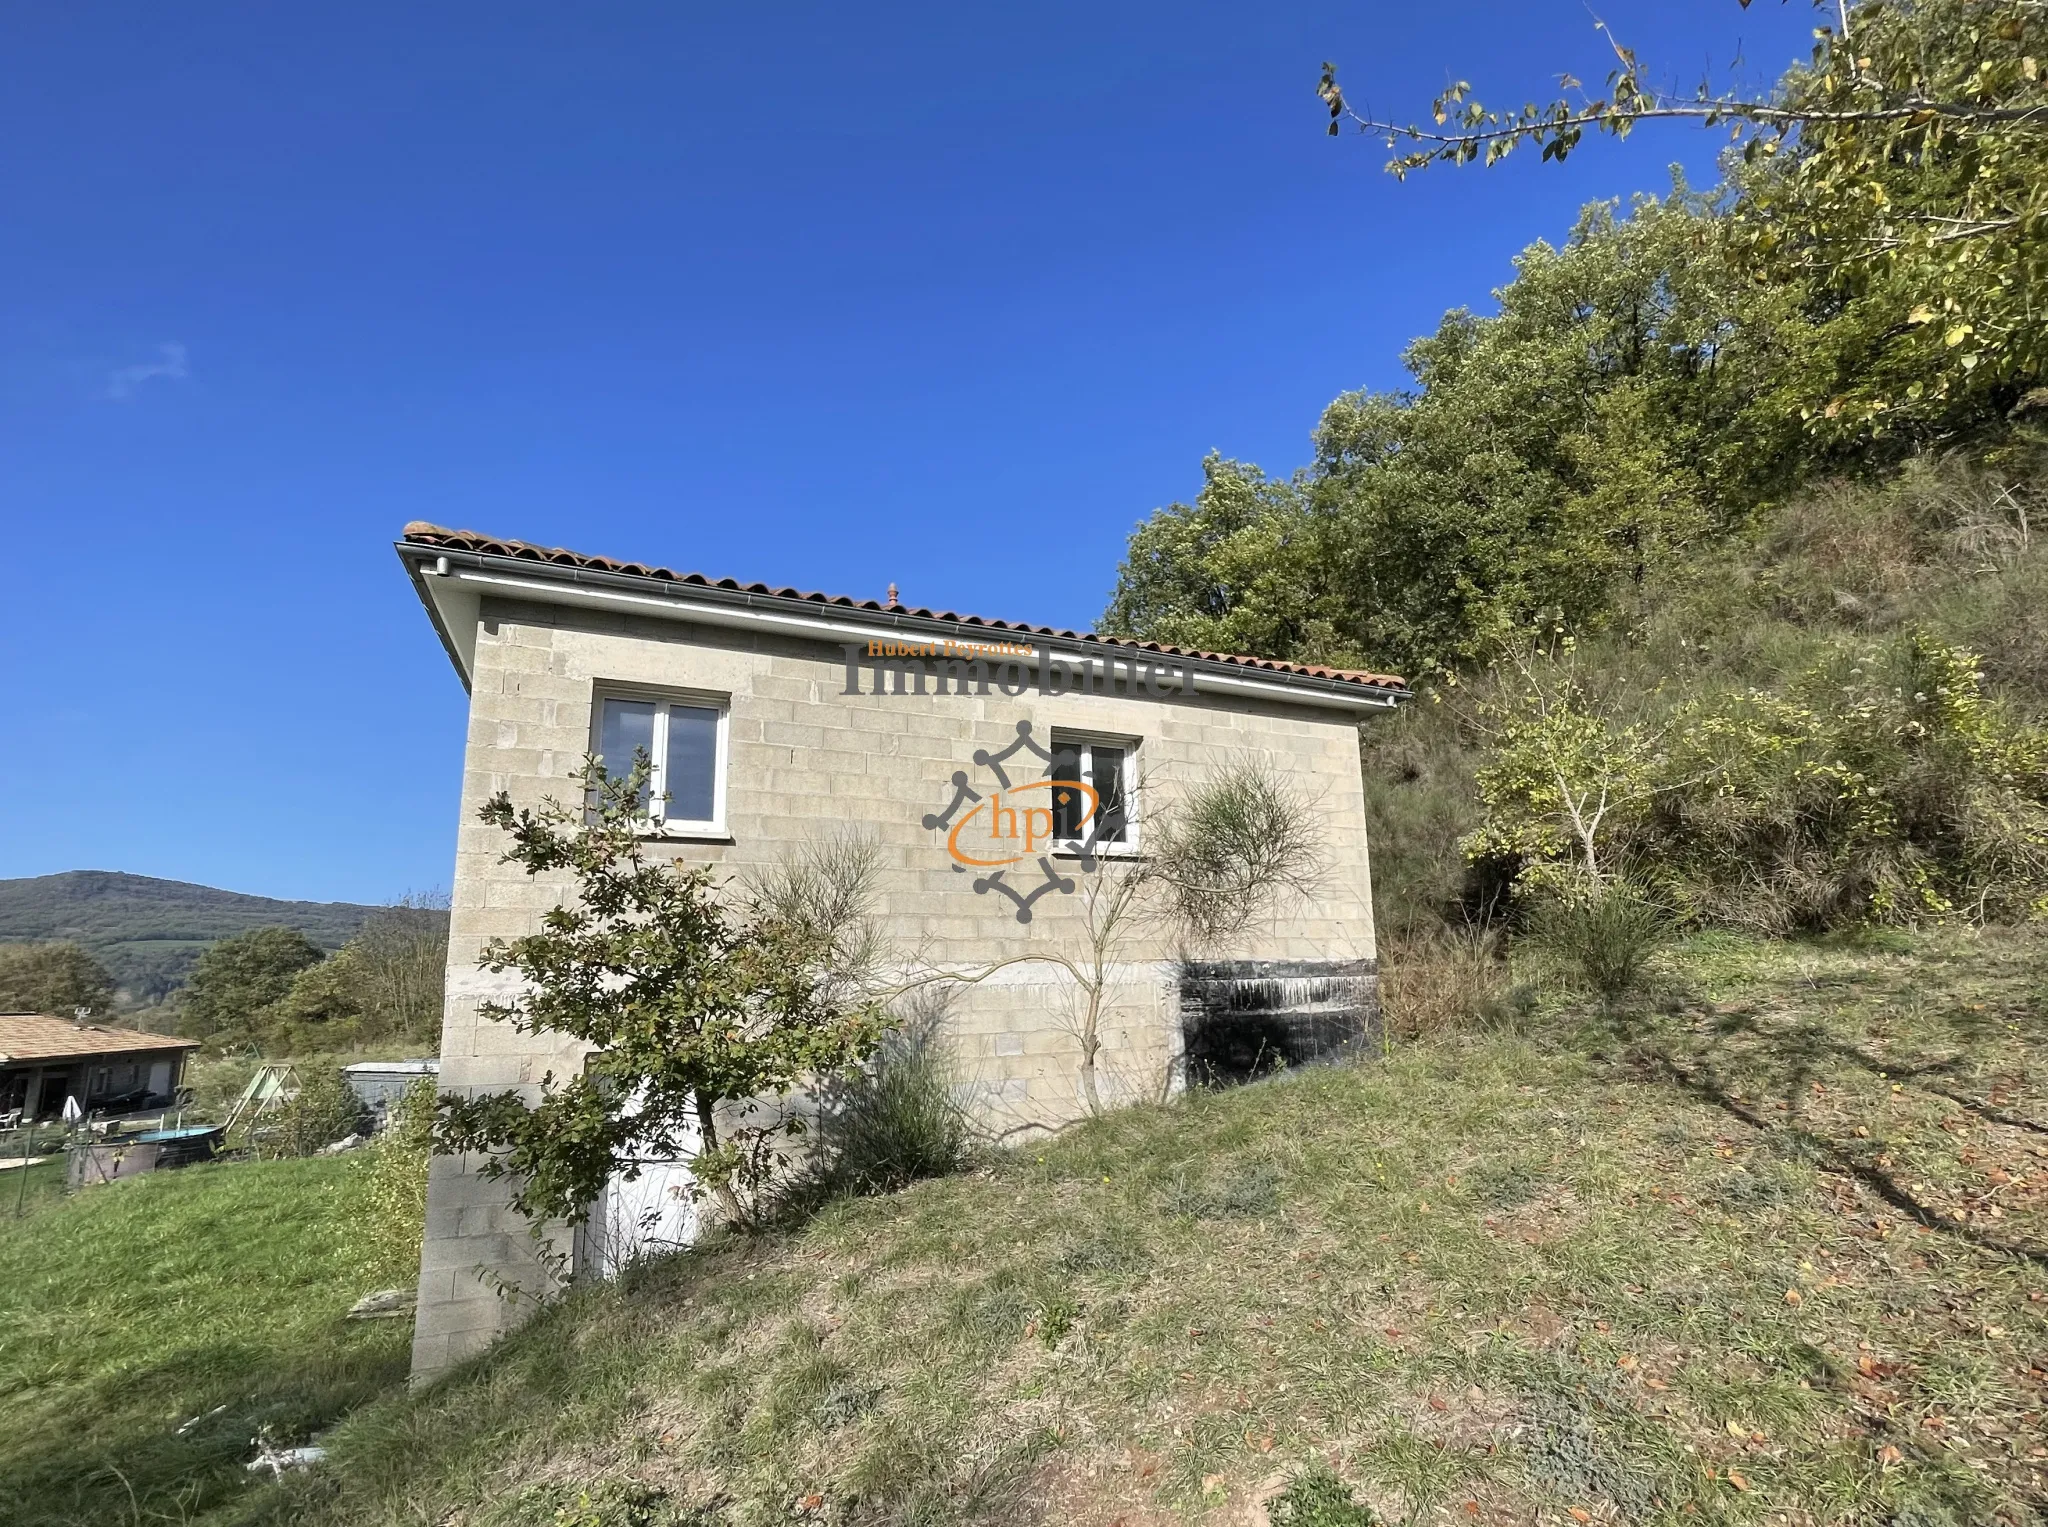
[
  {"x1": 400, "y1": 523, "x2": 1406, "y2": 692},
  {"x1": 0, "y1": 1014, "x2": 199, "y2": 1064}
]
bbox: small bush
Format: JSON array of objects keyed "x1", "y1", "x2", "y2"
[
  {"x1": 1267, "y1": 1462, "x2": 1378, "y2": 1526},
  {"x1": 1528, "y1": 879, "x2": 1670, "y2": 1001},
  {"x1": 803, "y1": 1002, "x2": 967, "y2": 1200},
  {"x1": 262, "y1": 1065, "x2": 368, "y2": 1159},
  {"x1": 357, "y1": 1075, "x2": 436, "y2": 1285}
]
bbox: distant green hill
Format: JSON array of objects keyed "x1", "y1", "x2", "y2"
[{"x1": 0, "y1": 871, "x2": 429, "y2": 1007}]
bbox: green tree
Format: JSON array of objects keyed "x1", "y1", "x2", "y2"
[
  {"x1": 1319, "y1": 0, "x2": 2047, "y2": 445},
  {"x1": 267, "y1": 947, "x2": 368, "y2": 1051},
  {"x1": 347, "y1": 896, "x2": 448, "y2": 1042},
  {"x1": 1105, "y1": 186, "x2": 1815, "y2": 679},
  {"x1": 177, "y1": 926, "x2": 326, "y2": 1043},
  {"x1": 436, "y1": 758, "x2": 891, "y2": 1229},
  {"x1": 1463, "y1": 642, "x2": 1699, "y2": 889},
  {"x1": 0, "y1": 942, "x2": 115, "y2": 1017},
  {"x1": 258, "y1": 898, "x2": 448, "y2": 1052},
  {"x1": 1102, "y1": 456, "x2": 1343, "y2": 665}
]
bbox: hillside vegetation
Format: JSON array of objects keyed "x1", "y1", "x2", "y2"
[
  {"x1": 1105, "y1": 0, "x2": 2048, "y2": 958},
  {"x1": 218, "y1": 928, "x2": 2047, "y2": 1526},
  {"x1": 0, "y1": 872, "x2": 410, "y2": 1008},
  {"x1": 1356, "y1": 448, "x2": 2048, "y2": 971}
]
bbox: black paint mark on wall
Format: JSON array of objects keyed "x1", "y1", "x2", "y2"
[{"x1": 1178, "y1": 958, "x2": 1380, "y2": 1089}]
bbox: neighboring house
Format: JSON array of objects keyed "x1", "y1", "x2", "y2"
[
  {"x1": 397, "y1": 523, "x2": 1406, "y2": 1378},
  {"x1": 0, "y1": 1013, "x2": 197, "y2": 1123}
]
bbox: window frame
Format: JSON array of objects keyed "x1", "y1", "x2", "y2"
[
  {"x1": 1049, "y1": 730, "x2": 1141, "y2": 856},
  {"x1": 591, "y1": 686, "x2": 732, "y2": 840}
]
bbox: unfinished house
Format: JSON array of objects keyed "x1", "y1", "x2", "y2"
[{"x1": 397, "y1": 524, "x2": 1406, "y2": 1378}]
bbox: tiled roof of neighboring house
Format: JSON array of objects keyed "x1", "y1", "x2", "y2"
[
  {"x1": 0, "y1": 1014, "x2": 199, "y2": 1065},
  {"x1": 399, "y1": 524, "x2": 1408, "y2": 693}
]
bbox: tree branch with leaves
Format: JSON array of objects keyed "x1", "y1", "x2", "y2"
[
  {"x1": 435, "y1": 758, "x2": 891, "y2": 1231},
  {"x1": 1321, "y1": 0, "x2": 2048, "y2": 432},
  {"x1": 1464, "y1": 640, "x2": 1708, "y2": 891}
]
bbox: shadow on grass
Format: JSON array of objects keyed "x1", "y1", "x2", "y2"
[
  {"x1": 1636, "y1": 1046, "x2": 2048, "y2": 1268},
  {"x1": 1582, "y1": 951, "x2": 2048, "y2": 1269}
]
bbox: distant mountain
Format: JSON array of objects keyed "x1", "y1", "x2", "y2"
[{"x1": 0, "y1": 871, "x2": 431, "y2": 1007}]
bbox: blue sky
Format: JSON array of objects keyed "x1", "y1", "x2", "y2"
[{"x1": 0, "y1": 2, "x2": 1819, "y2": 904}]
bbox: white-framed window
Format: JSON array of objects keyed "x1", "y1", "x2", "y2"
[
  {"x1": 593, "y1": 690, "x2": 730, "y2": 837},
  {"x1": 1049, "y1": 733, "x2": 1137, "y2": 852}
]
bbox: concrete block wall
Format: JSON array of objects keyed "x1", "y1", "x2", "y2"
[{"x1": 411, "y1": 597, "x2": 1379, "y2": 1379}]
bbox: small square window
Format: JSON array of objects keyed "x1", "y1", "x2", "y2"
[
  {"x1": 1050, "y1": 733, "x2": 1138, "y2": 853},
  {"x1": 594, "y1": 691, "x2": 729, "y2": 836}
]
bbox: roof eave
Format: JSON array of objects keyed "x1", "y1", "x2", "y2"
[{"x1": 396, "y1": 538, "x2": 1407, "y2": 714}]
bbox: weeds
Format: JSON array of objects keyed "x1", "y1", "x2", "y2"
[
  {"x1": 792, "y1": 1002, "x2": 969, "y2": 1206},
  {"x1": 356, "y1": 1075, "x2": 435, "y2": 1285},
  {"x1": 1266, "y1": 1462, "x2": 1378, "y2": 1526},
  {"x1": 1377, "y1": 924, "x2": 1512, "y2": 1039},
  {"x1": 1527, "y1": 878, "x2": 1671, "y2": 1002}
]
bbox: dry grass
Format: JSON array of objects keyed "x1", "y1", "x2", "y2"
[
  {"x1": 212, "y1": 925, "x2": 2048, "y2": 1527},
  {"x1": 1374, "y1": 927, "x2": 1514, "y2": 1042}
]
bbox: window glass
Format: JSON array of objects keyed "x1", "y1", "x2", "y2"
[
  {"x1": 1093, "y1": 746, "x2": 1128, "y2": 842},
  {"x1": 1050, "y1": 742, "x2": 1086, "y2": 839},
  {"x1": 597, "y1": 699, "x2": 657, "y2": 813},
  {"x1": 663, "y1": 704, "x2": 720, "y2": 823}
]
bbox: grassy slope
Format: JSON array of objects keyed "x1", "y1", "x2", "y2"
[
  {"x1": 242, "y1": 931, "x2": 2048, "y2": 1527},
  {"x1": 0, "y1": 1154, "x2": 413, "y2": 1527}
]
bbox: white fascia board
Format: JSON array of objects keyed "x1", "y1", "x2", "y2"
[{"x1": 420, "y1": 565, "x2": 1401, "y2": 716}]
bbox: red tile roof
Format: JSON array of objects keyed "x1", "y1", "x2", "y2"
[
  {"x1": 0, "y1": 1014, "x2": 198, "y2": 1064},
  {"x1": 400, "y1": 524, "x2": 1407, "y2": 693}
]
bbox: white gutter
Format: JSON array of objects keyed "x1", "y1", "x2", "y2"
[{"x1": 417, "y1": 565, "x2": 1400, "y2": 715}]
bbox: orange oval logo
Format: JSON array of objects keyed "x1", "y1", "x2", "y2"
[{"x1": 947, "y1": 778, "x2": 1096, "y2": 866}]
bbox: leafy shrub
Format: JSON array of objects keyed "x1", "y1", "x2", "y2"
[
  {"x1": 357, "y1": 1075, "x2": 435, "y2": 1285},
  {"x1": 1266, "y1": 1462, "x2": 1378, "y2": 1526},
  {"x1": 1467, "y1": 605, "x2": 2048, "y2": 937},
  {"x1": 1651, "y1": 632, "x2": 2048, "y2": 930},
  {"x1": 801, "y1": 1003, "x2": 967, "y2": 1201},
  {"x1": 262, "y1": 1065, "x2": 368, "y2": 1159},
  {"x1": 1527, "y1": 878, "x2": 1670, "y2": 1001}
]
